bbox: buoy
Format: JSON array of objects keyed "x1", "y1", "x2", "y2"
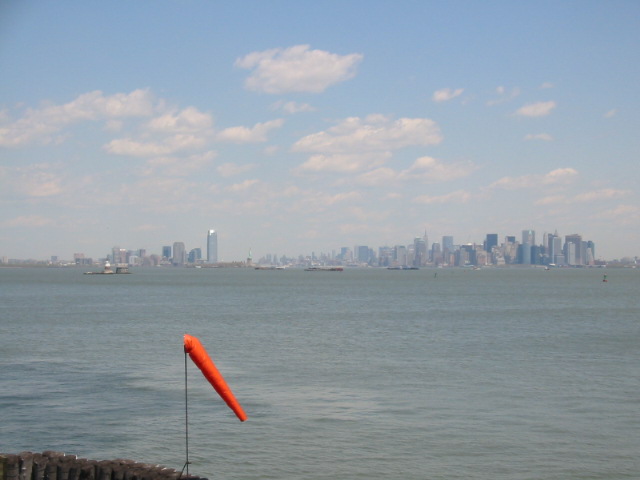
[{"x1": 183, "y1": 334, "x2": 247, "y2": 421}]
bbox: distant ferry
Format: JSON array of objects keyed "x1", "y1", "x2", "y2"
[
  {"x1": 84, "y1": 261, "x2": 131, "y2": 275},
  {"x1": 304, "y1": 266, "x2": 344, "y2": 272},
  {"x1": 387, "y1": 266, "x2": 419, "y2": 270}
]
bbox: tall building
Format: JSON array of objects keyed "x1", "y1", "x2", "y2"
[
  {"x1": 172, "y1": 242, "x2": 186, "y2": 266},
  {"x1": 356, "y1": 245, "x2": 370, "y2": 264},
  {"x1": 442, "y1": 235, "x2": 454, "y2": 265},
  {"x1": 521, "y1": 230, "x2": 535, "y2": 265},
  {"x1": 189, "y1": 248, "x2": 202, "y2": 263},
  {"x1": 413, "y1": 236, "x2": 427, "y2": 266},
  {"x1": 484, "y1": 234, "x2": 498, "y2": 253},
  {"x1": 564, "y1": 234, "x2": 583, "y2": 265},
  {"x1": 162, "y1": 245, "x2": 172, "y2": 260},
  {"x1": 394, "y1": 245, "x2": 407, "y2": 266},
  {"x1": 207, "y1": 229, "x2": 218, "y2": 263}
]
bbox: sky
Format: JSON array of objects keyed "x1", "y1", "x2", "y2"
[{"x1": 1, "y1": 1, "x2": 639, "y2": 262}]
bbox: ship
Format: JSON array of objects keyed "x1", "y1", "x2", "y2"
[{"x1": 84, "y1": 261, "x2": 131, "y2": 275}]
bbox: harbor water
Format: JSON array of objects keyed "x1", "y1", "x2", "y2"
[{"x1": 1, "y1": 266, "x2": 639, "y2": 479}]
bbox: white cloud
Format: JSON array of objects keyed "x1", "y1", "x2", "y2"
[
  {"x1": 433, "y1": 88, "x2": 464, "y2": 103},
  {"x1": 105, "y1": 134, "x2": 207, "y2": 157},
  {"x1": 263, "y1": 145, "x2": 280, "y2": 156},
  {"x1": 542, "y1": 168, "x2": 578, "y2": 184},
  {"x1": 217, "y1": 162, "x2": 256, "y2": 178},
  {"x1": 594, "y1": 204, "x2": 640, "y2": 224},
  {"x1": 486, "y1": 86, "x2": 520, "y2": 106},
  {"x1": 217, "y1": 119, "x2": 284, "y2": 143},
  {"x1": 413, "y1": 190, "x2": 471, "y2": 204},
  {"x1": 573, "y1": 188, "x2": 630, "y2": 202},
  {"x1": 490, "y1": 167, "x2": 578, "y2": 190},
  {"x1": 292, "y1": 114, "x2": 442, "y2": 154},
  {"x1": 604, "y1": 109, "x2": 617, "y2": 118},
  {"x1": 296, "y1": 152, "x2": 391, "y2": 174},
  {"x1": 0, "y1": 89, "x2": 155, "y2": 147},
  {"x1": 356, "y1": 167, "x2": 397, "y2": 186},
  {"x1": 106, "y1": 106, "x2": 214, "y2": 157},
  {"x1": 524, "y1": 133, "x2": 553, "y2": 141},
  {"x1": 272, "y1": 100, "x2": 315, "y2": 114},
  {"x1": 515, "y1": 101, "x2": 557, "y2": 117},
  {"x1": 226, "y1": 179, "x2": 260, "y2": 192},
  {"x1": 539, "y1": 82, "x2": 554, "y2": 89},
  {"x1": 144, "y1": 151, "x2": 216, "y2": 177},
  {"x1": 534, "y1": 195, "x2": 565, "y2": 206},
  {"x1": 399, "y1": 156, "x2": 476, "y2": 183},
  {"x1": 235, "y1": 44, "x2": 363, "y2": 94},
  {"x1": 147, "y1": 107, "x2": 213, "y2": 132},
  {"x1": 6, "y1": 164, "x2": 65, "y2": 197}
]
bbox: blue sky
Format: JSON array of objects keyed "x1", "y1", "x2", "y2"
[{"x1": 1, "y1": 1, "x2": 639, "y2": 261}]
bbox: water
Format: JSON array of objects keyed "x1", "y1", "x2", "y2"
[{"x1": 1, "y1": 266, "x2": 639, "y2": 479}]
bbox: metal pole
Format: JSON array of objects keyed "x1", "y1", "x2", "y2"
[{"x1": 184, "y1": 349, "x2": 190, "y2": 478}]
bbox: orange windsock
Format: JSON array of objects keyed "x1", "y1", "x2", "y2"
[{"x1": 183, "y1": 334, "x2": 247, "y2": 422}]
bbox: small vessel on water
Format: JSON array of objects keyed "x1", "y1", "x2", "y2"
[
  {"x1": 304, "y1": 266, "x2": 344, "y2": 272},
  {"x1": 84, "y1": 261, "x2": 131, "y2": 275}
]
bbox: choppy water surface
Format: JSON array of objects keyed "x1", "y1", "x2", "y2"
[{"x1": 1, "y1": 267, "x2": 639, "y2": 479}]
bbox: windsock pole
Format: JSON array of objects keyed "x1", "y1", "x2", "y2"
[
  {"x1": 181, "y1": 348, "x2": 191, "y2": 478},
  {"x1": 179, "y1": 334, "x2": 247, "y2": 478}
]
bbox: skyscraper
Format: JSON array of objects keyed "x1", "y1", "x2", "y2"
[
  {"x1": 442, "y1": 235, "x2": 454, "y2": 266},
  {"x1": 521, "y1": 230, "x2": 535, "y2": 265},
  {"x1": 207, "y1": 229, "x2": 218, "y2": 263},
  {"x1": 172, "y1": 242, "x2": 186, "y2": 266},
  {"x1": 485, "y1": 234, "x2": 498, "y2": 253},
  {"x1": 564, "y1": 234, "x2": 583, "y2": 265}
]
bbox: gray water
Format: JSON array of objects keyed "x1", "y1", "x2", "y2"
[{"x1": 1, "y1": 267, "x2": 639, "y2": 479}]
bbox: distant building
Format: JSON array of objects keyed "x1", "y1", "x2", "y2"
[
  {"x1": 188, "y1": 248, "x2": 202, "y2": 263},
  {"x1": 162, "y1": 245, "x2": 172, "y2": 260},
  {"x1": 485, "y1": 234, "x2": 498, "y2": 253},
  {"x1": 565, "y1": 234, "x2": 583, "y2": 265},
  {"x1": 413, "y1": 236, "x2": 427, "y2": 267},
  {"x1": 356, "y1": 245, "x2": 370, "y2": 264},
  {"x1": 173, "y1": 242, "x2": 186, "y2": 266},
  {"x1": 207, "y1": 229, "x2": 218, "y2": 263},
  {"x1": 442, "y1": 236, "x2": 454, "y2": 265}
]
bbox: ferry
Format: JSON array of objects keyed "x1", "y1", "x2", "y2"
[
  {"x1": 304, "y1": 266, "x2": 344, "y2": 272},
  {"x1": 84, "y1": 261, "x2": 131, "y2": 275}
]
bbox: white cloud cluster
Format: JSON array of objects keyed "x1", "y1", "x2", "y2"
[
  {"x1": 2, "y1": 163, "x2": 66, "y2": 198},
  {"x1": 432, "y1": 88, "x2": 464, "y2": 103},
  {"x1": 217, "y1": 162, "x2": 256, "y2": 178},
  {"x1": 293, "y1": 114, "x2": 442, "y2": 155},
  {"x1": 515, "y1": 101, "x2": 557, "y2": 117},
  {"x1": 235, "y1": 45, "x2": 363, "y2": 94},
  {"x1": 486, "y1": 86, "x2": 520, "y2": 106},
  {"x1": 0, "y1": 89, "x2": 155, "y2": 147},
  {"x1": 284, "y1": 101, "x2": 314, "y2": 114},
  {"x1": 399, "y1": 156, "x2": 476, "y2": 183},
  {"x1": 216, "y1": 119, "x2": 284, "y2": 143},
  {"x1": 524, "y1": 133, "x2": 553, "y2": 141},
  {"x1": 147, "y1": 107, "x2": 213, "y2": 132},
  {"x1": 292, "y1": 114, "x2": 443, "y2": 175},
  {"x1": 490, "y1": 167, "x2": 578, "y2": 190}
]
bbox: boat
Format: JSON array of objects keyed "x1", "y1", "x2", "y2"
[
  {"x1": 84, "y1": 261, "x2": 131, "y2": 275},
  {"x1": 304, "y1": 266, "x2": 344, "y2": 272}
]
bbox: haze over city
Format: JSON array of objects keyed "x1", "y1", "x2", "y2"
[{"x1": 1, "y1": 2, "x2": 639, "y2": 262}]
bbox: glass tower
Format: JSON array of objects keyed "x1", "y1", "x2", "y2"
[{"x1": 207, "y1": 229, "x2": 218, "y2": 263}]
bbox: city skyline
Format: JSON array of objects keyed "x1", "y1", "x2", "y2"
[
  {"x1": 1, "y1": 3, "x2": 639, "y2": 261},
  {"x1": 9, "y1": 225, "x2": 628, "y2": 266}
]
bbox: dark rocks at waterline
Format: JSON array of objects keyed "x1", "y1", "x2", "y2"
[{"x1": 0, "y1": 452, "x2": 206, "y2": 480}]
